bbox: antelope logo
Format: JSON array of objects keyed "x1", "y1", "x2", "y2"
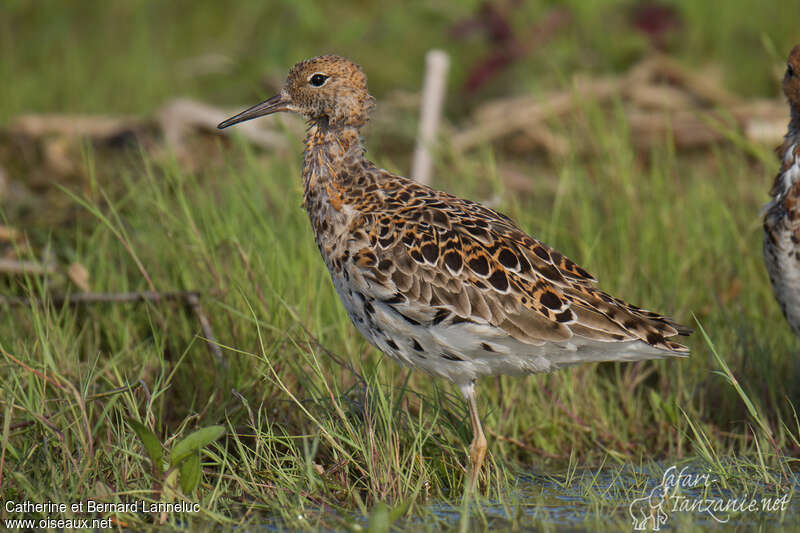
[
  {"x1": 628, "y1": 465, "x2": 715, "y2": 530},
  {"x1": 629, "y1": 484, "x2": 670, "y2": 531}
]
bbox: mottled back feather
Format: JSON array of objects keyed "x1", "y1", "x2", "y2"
[{"x1": 336, "y1": 164, "x2": 690, "y2": 352}]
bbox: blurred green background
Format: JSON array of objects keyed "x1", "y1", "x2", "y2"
[{"x1": 1, "y1": 0, "x2": 798, "y2": 118}]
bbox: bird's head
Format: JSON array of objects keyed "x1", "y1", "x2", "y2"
[
  {"x1": 218, "y1": 55, "x2": 375, "y2": 130},
  {"x1": 784, "y1": 45, "x2": 800, "y2": 108}
]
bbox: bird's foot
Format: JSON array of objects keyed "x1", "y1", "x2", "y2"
[{"x1": 468, "y1": 432, "x2": 487, "y2": 492}]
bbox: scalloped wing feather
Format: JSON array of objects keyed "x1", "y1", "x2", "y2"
[{"x1": 340, "y1": 169, "x2": 690, "y2": 357}]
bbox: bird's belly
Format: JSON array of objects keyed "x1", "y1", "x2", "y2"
[
  {"x1": 764, "y1": 151, "x2": 800, "y2": 335},
  {"x1": 329, "y1": 271, "x2": 669, "y2": 386},
  {"x1": 764, "y1": 213, "x2": 800, "y2": 335},
  {"x1": 329, "y1": 272, "x2": 536, "y2": 382}
]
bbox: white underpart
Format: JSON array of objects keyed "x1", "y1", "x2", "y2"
[
  {"x1": 780, "y1": 142, "x2": 800, "y2": 193},
  {"x1": 332, "y1": 273, "x2": 683, "y2": 389},
  {"x1": 765, "y1": 142, "x2": 800, "y2": 335}
]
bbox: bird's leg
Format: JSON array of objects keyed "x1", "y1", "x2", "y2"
[{"x1": 460, "y1": 381, "x2": 487, "y2": 491}]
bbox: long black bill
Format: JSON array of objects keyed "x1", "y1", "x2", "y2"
[{"x1": 217, "y1": 93, "x2": 289, "y2": 129}]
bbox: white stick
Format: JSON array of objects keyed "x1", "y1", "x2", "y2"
[{"x1": 411, "y1": 50, "x2": 450, "y2": 185}]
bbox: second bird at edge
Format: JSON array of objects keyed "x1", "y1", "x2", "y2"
[
  {"x1": 217, "y1": 54, "x2": 692, "y2": 491},
  {"x1": 764, "y1": 45, "x2": 800, "y2": 338}
]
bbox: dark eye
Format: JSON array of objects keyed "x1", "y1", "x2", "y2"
[
  {"x1": 309, "y1": 74, "x2": 329, "y2": 87},
  {"x1": 787, "y1": 64, "x2": 795, "y2": 78}
]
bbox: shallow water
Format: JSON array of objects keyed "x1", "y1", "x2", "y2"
[
  {"x1": 252, "y1": 460, "x2": 799, "y2": 531},
  {"x1": 415, "y1": 460, "x2": 800, "y2": 531}
]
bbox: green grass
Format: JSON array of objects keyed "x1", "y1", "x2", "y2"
[
  {"x1": 1, "y1": 0, "x2": 799, "y2": 119},
  {"x1": 2, "y1": 1, "x2": 800, "y2": 530}
]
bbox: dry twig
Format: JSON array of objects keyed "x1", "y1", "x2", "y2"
[
  {"x1": 185, "y1": 292, "x2": 225, "y2": 368},
  {"x1": 454, "y1": 53, "x2": 786, "y2": 154},
  {"x1": 411, "y1": 50, "x2": 450, "y2": 185},
  {"x1": 159, "y1": 98, "x2": 291, "y2": 154},
  {"x1": 0, "y1": 258, "x2": 56, "y2": 275}
]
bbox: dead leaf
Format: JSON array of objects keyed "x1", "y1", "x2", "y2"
[
  {"x1": 0, "y1": 225, "x2": 19, "y2": 242},
  {"x1": 67, "y1": 262, "x2": 90, "y2": 291}
]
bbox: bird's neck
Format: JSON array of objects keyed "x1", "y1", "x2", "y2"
[
  {"x1": 771, "y1": 106, "x2": 800, "y2": 199},
  {"x1": 301, "y1": 118, "x2": 365, "y2": 212},
  {"x1": 781, "y1": 106, "x2": 800, "y2": 161},
  {"x1": 789, "y1": 106, "x2": 800, "y2": 139}
]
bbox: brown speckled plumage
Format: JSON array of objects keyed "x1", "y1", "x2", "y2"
[
  {"x1": 219, "y1": 55, "x2": 691, "y2": 489},
  {"x1": 764, "y1": 45, "x2": 800, "y2": 337}
]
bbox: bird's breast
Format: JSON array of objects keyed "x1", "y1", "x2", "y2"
[{"x1": 304, "y1": 182, "x2": 364, "y2": 271}]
